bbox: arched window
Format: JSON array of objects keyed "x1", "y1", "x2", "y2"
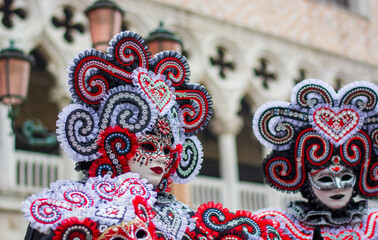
[
  {"x1": 197, "y1": 119, "x2": 220, "y2": 178},
  {"x1": 237, "y1": 97, "x2": 263, "y2": 183}
]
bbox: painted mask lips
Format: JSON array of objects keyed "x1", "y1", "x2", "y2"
[
  {"x1": 150, "y1": 167, "x2": 163, "y2": 174},
  {"x1": 330, "y1": 194, "x2": 345, "y2": 200}
]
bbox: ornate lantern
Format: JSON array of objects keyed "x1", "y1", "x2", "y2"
[
  {"x1": 85, "y1": 0, "x2": 124, "y2": 52},
  {"x1": 0, "y1": 41, "x2": 34, "y2": 107},
  {"x1": 146, "y1": 21, "x2": 183, "y2": 55}
]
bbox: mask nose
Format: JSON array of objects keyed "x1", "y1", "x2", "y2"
[
  {"x1": 155, "y1": 155, "x2": 167, "y2": 165},
  {"x1": 335, "y1": 177, "x2": 343, "y2": 189}
]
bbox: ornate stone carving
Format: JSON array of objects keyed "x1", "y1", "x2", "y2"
[
  {"x1": 210, "y1": 46, "x2": 235, "y2": 79},
  {"x1": 51, "y1": 6, "x2": 85, "y2": 43},
  {"x1": 253, "y1": 58, "x2": 276, "y2": 89},
  {"x1": 0, "y1": 0, "x2": 26, "y2": 28}
]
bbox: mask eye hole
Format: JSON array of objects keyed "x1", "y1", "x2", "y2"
[
  {"x1": 341, "y1": 174, "x2": 353, "y2": 181},
  {"x1": 140, "y1": 143, "x2": 156, "y2": 152},
  {"x1": 163, "y1": 146, "x2": 171, "y2": 155},
  {"x1": 135, "y1": 229, "x2": 148, "y2": 239},
  {"x1": 318, "y1": 176, "x2": 333, "y2": 183}
]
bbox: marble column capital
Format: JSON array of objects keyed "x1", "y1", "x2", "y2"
[{"x1": 210, "y1": 115, "x2": 243, "y2": 136}]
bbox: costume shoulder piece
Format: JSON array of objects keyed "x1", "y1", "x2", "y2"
[
  {"x1": 22, "y1": 172, "x2": 157, "y2": 239},
  {"x1": 256, "y1": 208, "x2": 378, "y2": 240}
]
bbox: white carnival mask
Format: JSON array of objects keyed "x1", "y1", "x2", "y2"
[
  {"x1": 128, "y1": 116, "x2": 173, "y2": 187},
  {"x1": 309, "y1": 161, "x2": 356, "y2": 209}
]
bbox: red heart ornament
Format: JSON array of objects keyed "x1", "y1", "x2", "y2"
[
  {"x1": 312, "y1": 108, "x2": 361, "y2": 146},
  {"x1": 137, "y1": 72, "x2": 172, "y2": 113}
]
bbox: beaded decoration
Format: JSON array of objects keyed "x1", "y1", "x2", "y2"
[
  {"x1": 152, "y1": 203, "x2": 189, "y2": 240},
  {"x1": 252, "y1": 79, "x2": 378, "y2": 198},
  {"x1": 173, "y1": 135, "x2": 204, "y2": 183},
  {"x1": 57, "y1": 30, "x2": 212, "y2": 183},
  {"x1": 255, "y1": 209, "x2": 378, "y2": 240},
  {"x1": 52, "y1": 217, "x2": 100, "y2": 240},
  {"x1": 21, "y1": 172, "x2": 156, "y2": 234},
  {"x1": 97, "y1": 216, "x2": 156, "y2": 240},
  {"x1": 151, "y1": 192, "x2": 196, "y2": 240},
  {"x1": 188, "y1": 202, "x2": 289, "y2": 240}
]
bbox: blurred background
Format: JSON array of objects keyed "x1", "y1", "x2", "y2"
[{"x1": 0, "y1": 0, "x2": 377, "y2": 238}]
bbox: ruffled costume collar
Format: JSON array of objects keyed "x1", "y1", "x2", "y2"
[{"x1": 287, "y1": 200, "x2": 368, "y2": 227}]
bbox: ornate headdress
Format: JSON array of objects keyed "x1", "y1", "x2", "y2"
[
  {"x1": 56, "y1": 31, "x2": 212, "y2": 190},
  {"x1": 252, "y1": 79, "x2": 378, "y2": 199}
]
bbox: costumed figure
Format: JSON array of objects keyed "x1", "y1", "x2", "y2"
[
  {"x1": 252, "y1": 79, "x2": 378, "y2": 239},
  {"x1": 22, "y1": 30, "x2": 213, "y2": 240}
]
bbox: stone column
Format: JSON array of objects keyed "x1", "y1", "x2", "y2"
[
  {"x1": 0, "y1": 105, "x2": 16, "y2": 189},
  {"x1": 211, "y1": 115, "x2": 242, "y2": 211},
  {"x1": 262, "y1": 146, "x2": 271, "y2": 159},
  {"x1": 61, "y1": 153, "x2": 80, "y2": 181}
]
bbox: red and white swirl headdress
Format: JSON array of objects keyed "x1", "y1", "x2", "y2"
[
  {"x1": 253, "y1": 79, "x2": 378, "y2": 199},
  {"x1": 56, "y1": 31, "x2": 212, "y2": 184}
]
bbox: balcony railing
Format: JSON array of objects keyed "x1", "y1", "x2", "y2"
[
  {"x1": 15, "y1": 150, "x2": 64, "y2": 193},
  {"x1": 191, "y1": 176, "x2": 303, "y2": 211}
]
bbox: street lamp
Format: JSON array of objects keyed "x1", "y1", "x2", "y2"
[
  {"x1": 146, "y1": 21, "x2": 183, "y2": 55},
  {"x1": 85, "y1": 0, "x2": 124, "y2": 52},
  {"x1": 0, "y1": 41, "x2": 34, "y2": 118}
]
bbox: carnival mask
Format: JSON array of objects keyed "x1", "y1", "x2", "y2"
[
  {"x1": 309, "y1": 164, "x2": 356, "y2": 209},
  {"x1": 98, "y1": 217, "x2": 153, "y2": 240},
  {"x1": 128, "y1": 118, "x2": 173, "y2": 187}
]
